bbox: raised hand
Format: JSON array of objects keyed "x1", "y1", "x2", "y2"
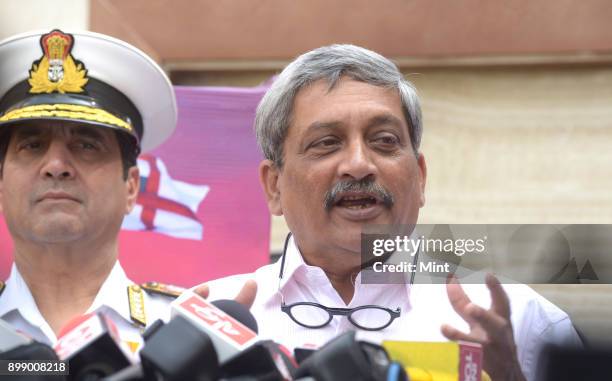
[{"x1": 441, "y1": 274, "x2": 526, "y2": 381}]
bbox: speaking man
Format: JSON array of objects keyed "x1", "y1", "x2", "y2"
[
  {"x1": 201, "y1": 44, "x2": 582, "y2": 381},
  {"x1": 0, "y1": 29, "x2": 179, "y2": 351}
]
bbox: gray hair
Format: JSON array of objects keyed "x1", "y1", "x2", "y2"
[{"x1": 255, "y1": 44, "x2": 422, "y2": 167}]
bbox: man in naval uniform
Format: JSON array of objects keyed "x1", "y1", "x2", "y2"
[{"x1": 0, "y1": 29, "x2": 182, "y2": 353}]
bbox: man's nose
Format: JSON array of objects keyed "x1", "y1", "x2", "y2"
[
  {"x1": 337, "y1": 140, "x2": 377, "y2": 181},
  {"x1": 40, "y1": 142, "x2": 75, "y2": 180}
]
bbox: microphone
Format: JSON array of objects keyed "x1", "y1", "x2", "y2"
[
  {"x1": 172, "y1": 292, "x2": 296, "y2": 380},
  {"x1": 537, "y1": 343, "x2": 612, "y2": 381},
  {"x1": 293, "y1": 347, "x2": 316, "y2": 365},
  {"x1": 210, "y1": 299, "x2": 258, "y2": 334},
  {"x1": 383, "y1": 340, "x2": 490, "y2": 381},
  {"x1": 1, "y1": 318, "x2": 65, "y2": 380},
  {"x1": 54, "y1": 313, "x2": 135, "y2": 381},
  {"x1": 170, "y1": 290, "x2": 259, "y2": 363},
  {"x1": 294, "y1": 331, "x2": 403, "y2": 381},
  {"x1": 0, "y1": 318, "x2": 32, "y2": 353},
  {"x1": 220, "y1": 340, "x2": 298, "y2": 380},
  {"x1": 104, "y1": 297, "x2": 259, "y2": 381},
  {"x1": 104, "y1": 294, "x2": 292, "y2": 381},
  {"x1": 138, "y1": 314, "x2": 219, "y2": 381}
]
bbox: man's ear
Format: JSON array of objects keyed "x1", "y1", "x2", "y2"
[
  {"x1": 125, "y1": 166, "x2": 140, "y2": 214},
  {"x1": 417, "y1": 152, "x2": 427, "y2": 207},
  {"x1": 259, "y1": 159, "x2": 283, "y2": 216}
]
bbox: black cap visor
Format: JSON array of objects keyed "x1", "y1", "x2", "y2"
[{"x1": 0, "y1": 78, "x2": 143, "y2": 147}]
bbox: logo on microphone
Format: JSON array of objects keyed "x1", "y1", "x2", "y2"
[
  {"x1": 459, "y1": 342, "x2": 483, "y2": 381},
  {"x1": 178, "y1": 295, "x2": 257, "y2": 346},
  {"x1": 54, "y1": 314, "x2": 103, "y2": 360}
]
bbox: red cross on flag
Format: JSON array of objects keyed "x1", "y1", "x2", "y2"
[{"x1": 121, "y1": 155, "x2": 210, "y2": 240}]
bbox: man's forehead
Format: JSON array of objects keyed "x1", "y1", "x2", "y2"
[
  {"x1": 291, "y1": 79, "x2": 407, "y2": 130},
  {"x1": 299, "y1": 76, "x2": 400, "y2": 97},
  {"x1": 11, "y1": 121, "x2": 113, "y2": 140}
]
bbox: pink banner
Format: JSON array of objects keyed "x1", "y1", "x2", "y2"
[{"x1": 0, "y1": 84, "x2": 271, "y2": 287}]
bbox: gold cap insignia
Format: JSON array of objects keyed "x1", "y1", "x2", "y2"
[{"x1": 28, "y1": 30, "x2": 88, "y2": 94}]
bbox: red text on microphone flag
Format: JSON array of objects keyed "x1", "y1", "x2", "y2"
[
  {"x1": 179, "y1": 295, "x2": 257, "y2": 346},
  {"x1": 54, "y1": 314, "x2": 103, "y2": 360}
]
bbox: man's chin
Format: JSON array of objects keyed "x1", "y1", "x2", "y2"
[
  {"x1": 30, "y1": 219, "x2": 86, "y2": 244},
  {"x1": 328, "y1": 226, "x2": 364, "y2": 255}
]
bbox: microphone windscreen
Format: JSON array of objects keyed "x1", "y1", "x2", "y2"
[
  {"x1": 0, "y1": 341, "x2": 58, "y2": 361},
  {"x1": 211, "y1": 299, "x2": 259, "y2": 334},
  {"x1": 171, "y1": 291, "x2": 259, "y2": 363},
  {"x1": 140, "y1": 315, "x2": 219, "y2": 381},
  {"x1": 295, "y1": 331, "x2": 392, "y2": 381},
  {"x1": 0, "y1": 318, "x2": 31, "y2": 352},
  {"x1": 53, "y1": 313, "x2": 133, "y2": 380}
]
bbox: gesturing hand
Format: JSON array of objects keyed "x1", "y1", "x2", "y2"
[{"x1": 441, "y1": 274, "x2": 526, "y2": 381}]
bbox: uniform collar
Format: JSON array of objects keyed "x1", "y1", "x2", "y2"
[
  {"x1": 0, "y1": 263, "x2": 46, "y2": 328},
  {"x1": 86, "y1": 261, "x2": 134, "y2": 324},
  {"x1": 0, "y1": 261, "x2": 135, "y2": 327}
]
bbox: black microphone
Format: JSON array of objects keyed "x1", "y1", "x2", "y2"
[
  {"x1": 220, "y1": 339, "x2": 298, "y2": 380},
  {"x1": 170, "y1": 295, "x2": 295, "y2": 380},
  {"x1": 104, "y1": 295, "x2": 293, "y2": 381},
  {"x1": 294, "y1": 331, "x2": 403, "y2": 381},
  {"x1": 53, "y1": 313, "x2": 135, "y2": 381},
  {"x1": 538, "y1": 343, "x2": 612, "y2": 381},
  {"x1": 0, "y1": 318, "x2": 66, "y2": 381},
  {"x1": 103, "y1": 298, "x2": 252, "y2": 381},
  {"x1": 211, "y1": 299, "x2": 258, "y2": 334},
  {"x1": 170, "y1": 291, "x2": 260, "y2": 364},
  {"x1": 138, "y1": 314, "x2": 219, "y2": 381},
  {"x1": 145, "y1": 294, "x2": 295, "y2": 380}
]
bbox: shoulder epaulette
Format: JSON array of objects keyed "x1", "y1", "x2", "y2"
[
  {"x1": 127, "y1": 284, "x2": 147, "y2": 327},
  {"x1": 141, "y1": 281, "x2": 185, "y2": 299},
  {"x1": 0, "y1": 280, "x2": 5, "y2": 297}
]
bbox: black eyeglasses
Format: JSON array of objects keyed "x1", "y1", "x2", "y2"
[{"x1": 278, "y1": 233, "x2": 401, "y2": 331}]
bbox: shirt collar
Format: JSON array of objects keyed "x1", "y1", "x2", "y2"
[
  {"x1": 0, "y1": 263, "x2": 46, "y2": 327},
  {"x1": 87, "y1": 261, "x2": 134, "y2": 324},
  {"x1": 0, "y1": 261, "x2": 135, "y2": 326},
  {"x1": 276, "y1": 234, "x2": 320, "y2": 291},
  {"x1": 272, "y1": 234, "x2": 413, "y2": 306}
]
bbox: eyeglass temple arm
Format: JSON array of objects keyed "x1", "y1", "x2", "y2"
[{"x1": 277, "y1": 232, "x2": 293, "y2": 304}]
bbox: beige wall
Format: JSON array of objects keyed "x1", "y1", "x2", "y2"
[
  {"x1": 415, "y1": 66, "x2": 612, "y2": 225},
  {"x1": 91, "y1": 0, "x2": 612, "y2": 61},
  {"x1": 0, "y1": 0, "x2": 89, "y2": 41}
]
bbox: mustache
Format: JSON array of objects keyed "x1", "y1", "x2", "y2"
[{"x1": 323, "y1": 177, "x2": 394, "y2": 211}]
